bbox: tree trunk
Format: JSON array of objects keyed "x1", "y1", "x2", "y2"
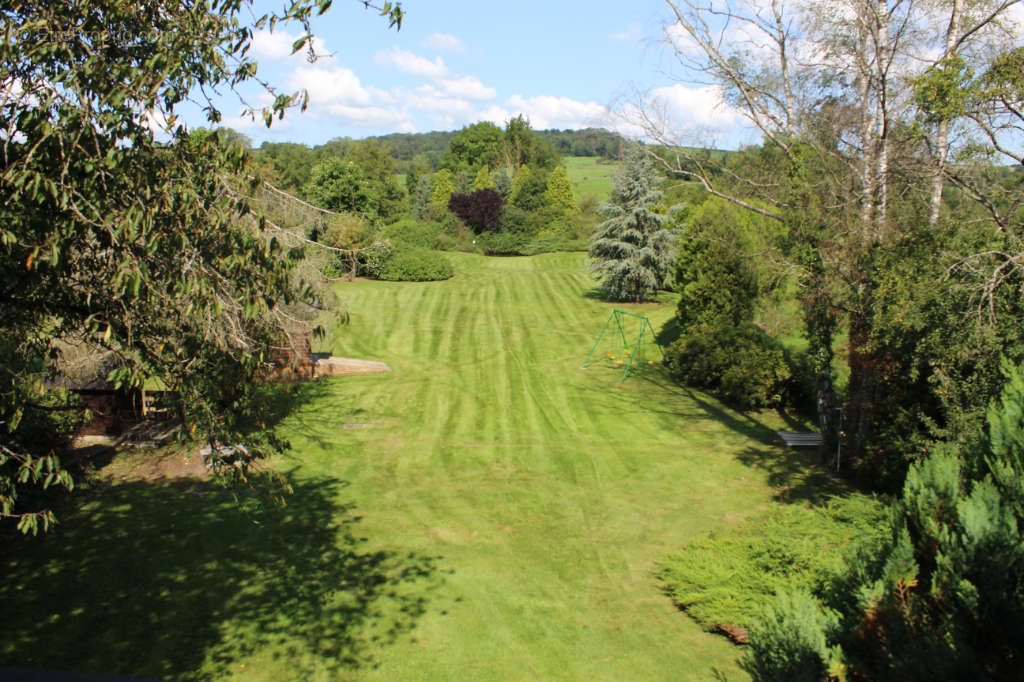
[{"x1": 928, "y1": 0, "x2": 964, "y2": 228}]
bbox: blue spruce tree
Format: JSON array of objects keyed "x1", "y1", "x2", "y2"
[{"x1": 587, "y1": 144, "x2": 674, "y2": 302}]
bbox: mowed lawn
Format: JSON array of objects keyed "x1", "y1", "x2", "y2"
[
  {"x1": 2, "y1": 253, "x2": 828, "y2": 681},
  {"x1": 564, "y1": 156, "x2": 619, "y2": 202}
]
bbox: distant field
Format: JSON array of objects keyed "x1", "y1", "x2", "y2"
[{"x1": 565, "y1": 156, "x2": 619, "y2": 203}]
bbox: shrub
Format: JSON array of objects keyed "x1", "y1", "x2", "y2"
[
  {"x1": 379, "y1": 219, "x2": 444, "y2": 250},
  {"x1": 741, "y1": 590, "x2": 842, "y2": 682},
  {"x1": 498, "y1": 205, "x2": 528, "y2": 234},
  {"x1": 658, "y1": 496, "x2": 887, "y2": 631},
  {"x1": 435, "y1": 232, "x2": 466, "y2": 252},
  {"x1": 675, "y1": 232, "x2": 758, "y2": 330},
  {"x1": 477, "y1": 231, "x2": 530, "y2": 256},
  {"x1": 448, "y1": 189, "x2": 504, "y2": 233},
  {"x1": 666, "y1": 321, "x2": 791, "y2": 409},
  {"x1": 374, "y1": 248, "x2": 454, "y2": 281},
  {"x1": 521, "y1": 233, "x2": 586, "y2": 255}
]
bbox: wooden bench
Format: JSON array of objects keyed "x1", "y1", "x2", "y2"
[{"x1": 776, "y1": 430, "x2": 823, "y2": 448}]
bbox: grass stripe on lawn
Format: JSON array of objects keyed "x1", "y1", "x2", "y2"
[{"x1": 0, "y1": 252, "x2": 845, "y2": 682}]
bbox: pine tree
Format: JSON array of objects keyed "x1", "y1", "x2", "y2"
[
  {"x1": 587, "y1": 145, "x2": 674, "y2": 302},
  {"x1": 745, "y1": 360, "x2": 1024, "y2": 680},
  {"x1": 472, "y1": 164, "x2": 493, "y2": 191},
  {"x1": 545, "y1": 165, "x2": 578, "y2": 214},
  {"x1": 431, "y1": 169, "x2": 455, "y2": 209},
  {"x1": 493, "y1": 169, "x2": 513, "y2": 199},
  {"x1": 412, "y1": 174, "x2": 433, "y2": 221}
]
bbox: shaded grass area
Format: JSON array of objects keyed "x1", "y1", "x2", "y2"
[
  {"x1": 0, "y1": 473, "x2": 443, "y2": 681},
  {"x1": 4, "y1": 252, "x2": 865, "y2": 681}
]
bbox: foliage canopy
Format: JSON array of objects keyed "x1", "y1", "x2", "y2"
[{"x1": 0, "y1": 0, "x2": 402, "y2": 532}]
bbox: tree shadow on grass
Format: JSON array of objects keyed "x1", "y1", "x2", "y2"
[
  {"x1": 655, "y1": 316, "x2": 682, "y2": 348},
  {"x1": 247, "y1": 377, "x2": 376, "y2": 454},
  {"x1": 0, "y1": 474, "x2": 443, "y2": 681},
  {"x1": 596, "y1": 367, "x2": 852, "y2": 505},
  {"x1": 682, "y1": 389, "x2": 852, "y2": 505}
]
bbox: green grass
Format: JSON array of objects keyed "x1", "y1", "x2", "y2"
[
  {"x1": 2, "y1": 253, "x2": 859, "y2": 681},
  {"x1": 564, "y1": 156, "x2": 619, "y2": 203}
]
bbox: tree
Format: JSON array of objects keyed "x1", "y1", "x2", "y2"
[
  {"x1": 472, "y1": 165, "x2": 494, "y2": 191},
  {"x1": 745, "y1": 359, "x2": 1024, "y2": 679},
  {"x1": 510, "y1": 166, "x2": 551, "y2": 213},
  {"x1": 448, "y1": 189, "x2": 505, "y2": 233},
  {"x1": 493, "y1": 168, "x2": 513, "y2": 199},
  {"x1": 587, "y1": 146, "x2": 675, "y2": 302},
  {"x1": 412, "y1": 174, "x2": 433, "y2": 221},
  {"x1": 0, "y1": 0, "x2": 403, "y2": 533},
  {"x1": 257, "y1": 142, "x2": 316, "y2": 191},
  {"x1": 305, "y1": 158, "x2": 372, "y2": 214},
  {"x1": 404, "y1": 151, "x2": 433, "y2": 195},
  {"x1": 545, "y1": 165, "x2": 579, "y2": 214},
  {"x1": 430, "y1": 169, "x2": 455, "y2": 209},
  {"x1": 634, "y1": 0, "x2": 1023, "y2": 483},
  {"x1": 342, "y1": 139, "x2": 405, "y2": 222},
  {"x1": 304, "y1": 140, "x2": 405, "y2": 222},
  {"x1": 669, "y1": 212, "x2": 791, "y2": 410},
  {"x1": 501, "y1": 115, "x2": 559, "y2": 174},
  {"x1": 442, "y1": 121, "x2": 503, "y2": 173}
]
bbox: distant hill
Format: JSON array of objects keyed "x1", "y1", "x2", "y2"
[{"x1": 363, "y1": 127, "x2": 627, "y2": 164}]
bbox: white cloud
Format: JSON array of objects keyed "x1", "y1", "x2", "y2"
[
  {"x1": 648, "y1": 84, "x2": 740, "y2": 128},
  {"x1": 404, "y1": 87, "x2": 477, "y2": 116},
  {"x1": 144, "y1": 108, "x2": 169, "y2": 134},
  {"x1": 250, "y1": 29, "x2": 328, "y2": 63},
  {"x1": 503, "y1": 95, "x2": 611, "y2": 130},
  {"x1": 611, "y1": 83, "x2": 753, "y2": 147},
  {"x1": 423, "y1": 33, "x2": 466, "y2": 52},
  {"x1": 367, "y1": 86, "x2": 398, "y2": 105},
  {"x1": 479, "y1": 105, "x2": 512, "y2": 126},
  {"x1": 374, "y1": 47, "x2": 449, "y2": 79},
  {"x1": 436, "y1": 75, "x2": 497, "y2": 101},
  {"x1": 325, "y1": 103, "x2": 413, "y2": 130},
  {"x1": 664, "y1": 21, "x2": 703, "y2": 59},
  {"x1": 289, "y1": 65, "x2": 371, "y2": 107}
]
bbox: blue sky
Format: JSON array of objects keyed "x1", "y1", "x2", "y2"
[{"x1": 191, "y1": 0, "x2": 756, "y2": 148}]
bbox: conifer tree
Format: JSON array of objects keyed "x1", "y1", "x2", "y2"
[
  {"x1": 744, "y1": 360, "x2": 1024, "y2": 679},
  {"x1": 587, "y1": 146, "x2": 674, "y2": 302},
  {"x1": 431, "y1": 169, "x2": 455, "y2": 209},
  {"x1": 493, "y1": 169, "x2": 513, "y2": 199},
  {"x1": 412, "y1": 174, "x2": 433, "y2": 221},
  {"x1": 545, "y1": 165, "x2": 578, "y2": 214},
  {"x1": 472, "y1": 165, "x2": 493, "y2": 191}
]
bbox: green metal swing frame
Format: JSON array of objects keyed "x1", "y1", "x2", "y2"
[{"x1": 582, "y1": 309, "x2": 664, "y2": 382}]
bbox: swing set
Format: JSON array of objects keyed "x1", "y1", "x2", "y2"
[{"x1": 581, "y1": 309, "x2": 663, "y2": 382}]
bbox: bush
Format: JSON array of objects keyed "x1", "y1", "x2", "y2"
[
  {"x1": 379, "y1": 219, "x2": 445, "y2": 250},
  {"x1": 498, "y1": 205, "x2": 528, "y2": 234},
  {"x1": 666, "y1": 321, "x2": 791, "y2": 409},
  {"x1": 374, "y1": 248, "x2": 454, "y2": 281},
  {"x1": 477, "y1": 231, "x2": 530, "y2": 256},
  {"x1": 658, "y1": 496, "x2": 887, "y2": 631},
  {"x1": 521, "y1": 233, "x2": 586, "y2": 255},
  {"x1": 435, "y1": 232, "x2": 466, "y2": 252},
  {"x1": 741, "y1": 590, "x2": 842, "y2": 682},
  {"x1": 448, "y1": 189, "x2": 504, "y2": 233}
]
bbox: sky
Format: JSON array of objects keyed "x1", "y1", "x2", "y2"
[{"x1": 191, "y1": 0, "x2": 759, "y2": 148}]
